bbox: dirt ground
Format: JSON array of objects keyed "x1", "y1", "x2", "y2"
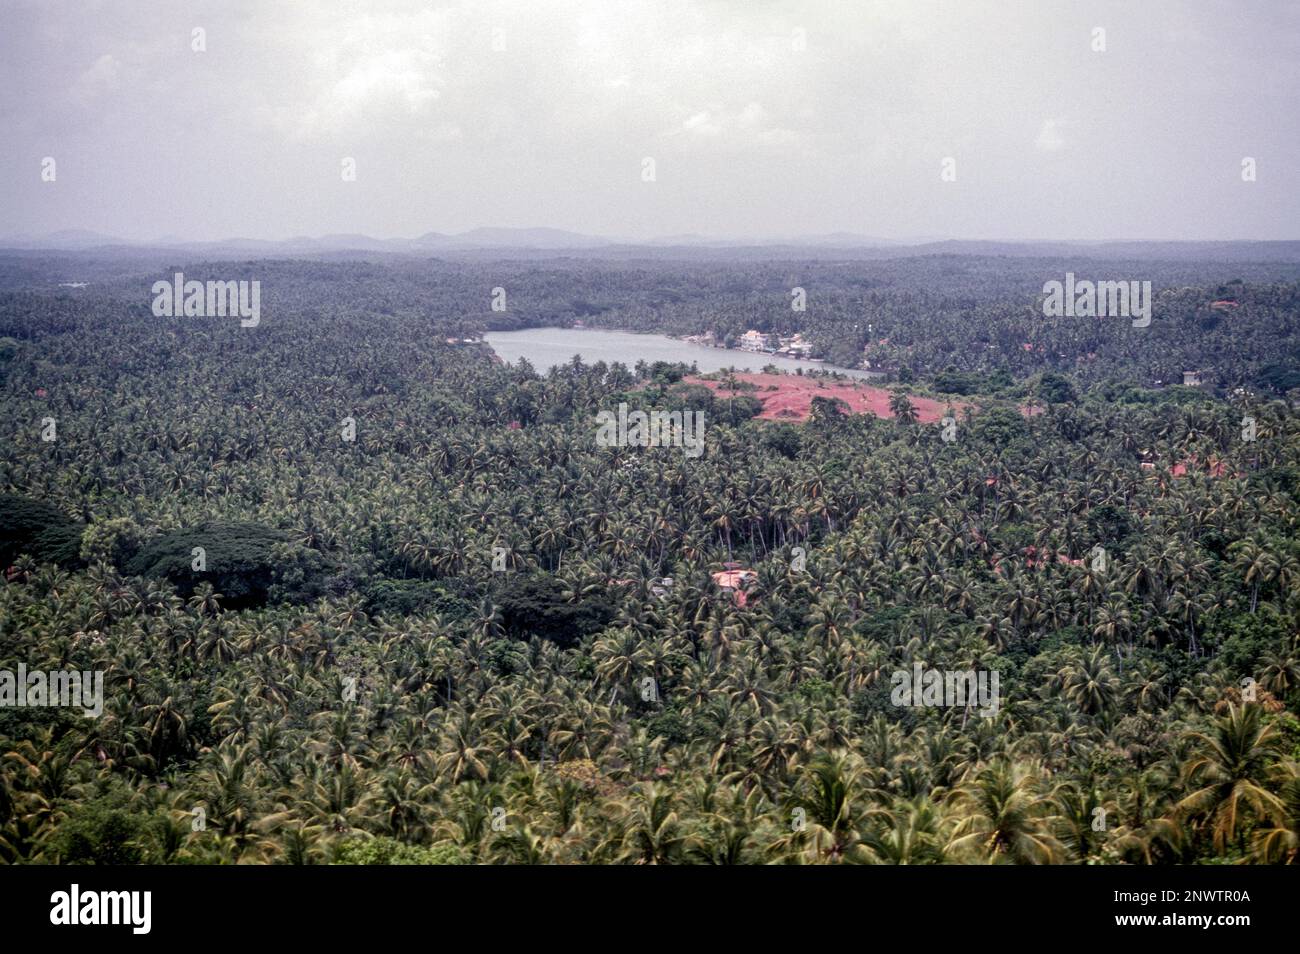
[{"x1": 685, "y1": 372, "x2": 965, "y2": 423}]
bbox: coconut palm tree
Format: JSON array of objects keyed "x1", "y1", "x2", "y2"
[
  {"x1": 948, "y1": 761, "x2": 1065, "y2": 864},
  {"x1": 1176, "y1": 704, "x2": 1284, "y2": 854}
]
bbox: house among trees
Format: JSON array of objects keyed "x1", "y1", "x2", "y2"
[
  {"x1": 711, "y1": 565, "x2": 756, "y2": 606},
  {"x1": 1182, "y1": 369, "x2": 1207, "y2": 387},
  {"x1": 776, "y1": 333, "x2": 814, "y2": 358},
  {"x1": 681, "y1": 332, "x2": 718, "y2": 348}
]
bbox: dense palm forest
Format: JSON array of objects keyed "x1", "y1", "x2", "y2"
[{"x1": 1, "y1": 251, "x2": 1298, "y2": 864}]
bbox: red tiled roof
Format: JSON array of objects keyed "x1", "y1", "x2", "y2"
[{"x1": 712, "y1": 569, "x2": 755, "y2": 589}]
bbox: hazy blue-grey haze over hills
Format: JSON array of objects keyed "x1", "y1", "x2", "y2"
[
  {"x1": 0, "y1": 227, "x2": 918, "y2": 252},
  {"x1": 3, "y1": 230, "x2": 1300, "y2": 265}
]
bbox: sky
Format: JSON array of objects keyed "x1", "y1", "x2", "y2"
[{"x1": 1, "y1": 0, "x2": 1297, "y2": 243}]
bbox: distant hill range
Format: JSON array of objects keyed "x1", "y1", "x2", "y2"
[
  {"x1": 2, "y1": 228, "x2": 1299, "y2": 262},
  {"x1": 0, "y1": 227, "x2": 612, "y2": 253}
]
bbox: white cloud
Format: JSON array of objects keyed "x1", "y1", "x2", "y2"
[
  {"x1": 1034, "y1": 118, "x2": 1067, "y2": 152},
  {"x1": 676, "y1": 111, "x2": 720, "y2": 136},
  {"x1": 70, "y1": 53, "x2": 120, "y2": 103},
  {"x1": 258, "y1": 44, "x2": 446, "y2": 139},
  {"x1": 669, "y1": 102, "x2": 801, "y2": 147}
]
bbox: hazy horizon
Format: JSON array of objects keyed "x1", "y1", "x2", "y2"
[
  {"x1": 3, "y1": 0, "x2": 1298, "y2": 243},
  {"x1": 7, "y1": 227, "x2": 1300, "y2": 249}
]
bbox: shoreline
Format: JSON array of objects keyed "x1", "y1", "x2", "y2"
[{"x1": 482, "y1": 326, "x2": 884, "y2": 380}]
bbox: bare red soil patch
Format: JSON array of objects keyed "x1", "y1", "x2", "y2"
[
  {"x1": 1171, "y1": 456, "x2": 1232, "y2": 478},
  {"x1": 685, "y1": 372, "x2": 962, "y2": 424}
]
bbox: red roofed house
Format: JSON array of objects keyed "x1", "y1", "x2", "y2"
[
  {"x1": 711, "y1": 567, "x2": 756, "y2": 606},
  {"x1": 1171, "y1": 456, "x2": 1230, "y2": 479}
]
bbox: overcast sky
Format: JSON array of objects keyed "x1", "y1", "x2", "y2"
[{"x1": 2, "y1": 0, "x2": 1297, "y2": 242}]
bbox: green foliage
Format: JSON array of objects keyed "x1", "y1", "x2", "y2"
[
  {"x1": 54, "y1": 797, "x2": 146, "y2": 865},
  {"x1": 934, "y1": 369, "x2": 986, "y2": 395},
  {"x1": 0, "y1": 335, "x2": 17, "y2": 384},
  {"x1": 1257, "y1": 362, "x2": 1300, "y2": 395},
  {"x1": 723, "y1": 394, "x2": 763, "y2": 423},
  {"x1": 364, "y1": 578, "x2": 474, "y2": 621},
  {"x1": 645, "y1": 361, "x2": 690, "y2": 385},
  {"x1": 333, "y1": 837, "x2": 465, "y2": 865},
  {"x1": 993, "y1": 522, "x2": 1036, "y2": 555},
  {"x1": 809, "y1": 395, "x2": 849, "y2": 423},
  {"x1": 761, "y1": 422, "x2": 802, "y2": 459},
  {"x1": 645, "y1": 710, "x2": 692, "y2": 746},
  {"x1": 79, "y1": 516, "x2": 147, "y2": 567},
  {"x1": 795, "y1": 677, "x2": 836, "y2": 704},
  {"x1": 0, "y1": 493, "x2": 84, "y2": 568},
  {"x1": 1209, "y1": 605, "x2": 1292, "y2": 675},
  {"x1": 969, "y1": 405, "x2": 1029, "y2": 450},
  {"x1": 1087, "y1": 504, "x2": 1133, "y2": 549},
  {"x1": 667, "y1": 383, "x2": 716, "y2": 414},
  {"x1": 493, "y1": 574, "x2": 616, "y2": 649},
  {"x1": 1037, "y1": 372, "x2": 1077, "y2": 404},
  {"x1": 126, "y1": 522, "x2": 330, "y2": 608}
]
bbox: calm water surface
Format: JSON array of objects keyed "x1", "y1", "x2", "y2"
[{"x1": 483, "y1": 327, "x2": 880, "y2": 379}]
